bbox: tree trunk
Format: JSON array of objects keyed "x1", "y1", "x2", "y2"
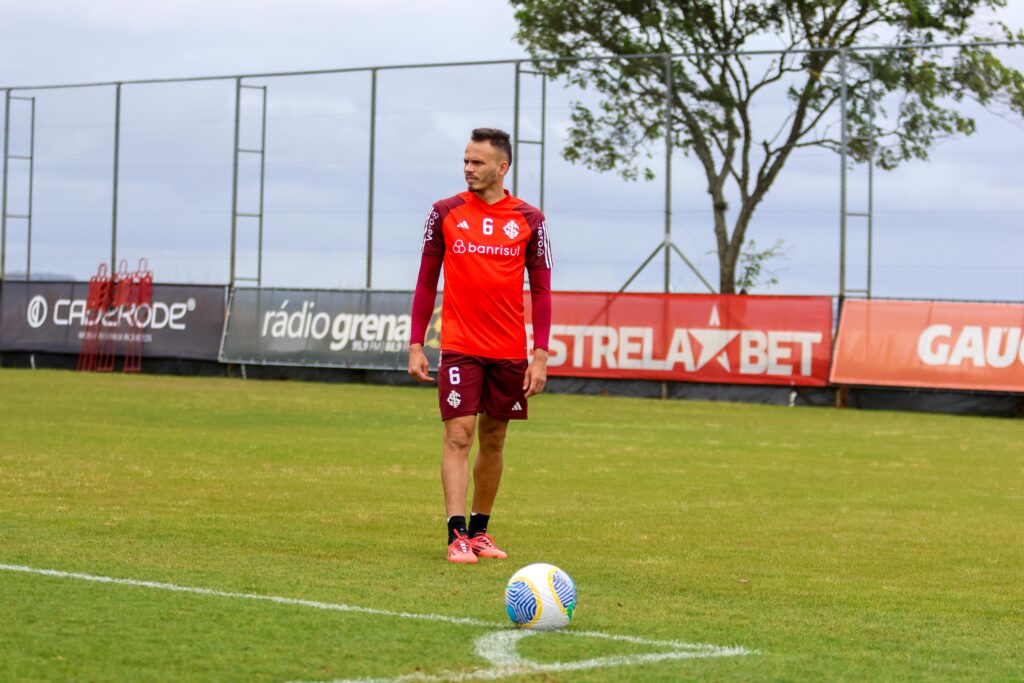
[
  {"x1": 712, "y1": 194, "x2": 737, "y2": 294},
  {"x1": 719, "y1": 247, "x2": 738, "y2": 294},
  {"x1": 722, "y1": 198, "x2": 759, "y2": 294}
]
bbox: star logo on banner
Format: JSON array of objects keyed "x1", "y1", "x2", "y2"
[{"x1": 689, "y1": 306, "x2": 738, "y2": 371}]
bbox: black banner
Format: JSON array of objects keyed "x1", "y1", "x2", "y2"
[
  {"x1": 220, "y1": 288, "x2": 440, "y2": 369},
  {"x1": 0, "y1": 280, "x2": 226, "y2": 360}
]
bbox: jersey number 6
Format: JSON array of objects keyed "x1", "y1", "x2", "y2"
[{"x1": 482, "y1": 218, "x2": 493, "y2": 235}]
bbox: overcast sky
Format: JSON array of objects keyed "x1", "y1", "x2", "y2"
[{"x1": 1, "y1": 1, "x2": 1022, "y2": 300}]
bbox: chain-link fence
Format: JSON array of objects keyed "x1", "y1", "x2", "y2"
[{"x1": 2, "y1": 42, "x2": 1022, "y2": 301}]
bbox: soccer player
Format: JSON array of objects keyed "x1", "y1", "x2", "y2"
[{"x1": 408, "y1": 128, "x2": 553, "y2": 564}]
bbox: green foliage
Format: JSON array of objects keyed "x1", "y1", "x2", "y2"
[
  {"x1": 735, "y1": 238, "x2": 786, "y2": 292},
  {"x1": 1, "y1": 369, "x2": 1022, "y2": 680},
  {"x1": 510, "y1": 0, "x2": 1024, "y2": 292}
]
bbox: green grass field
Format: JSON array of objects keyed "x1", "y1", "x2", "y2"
[{"x1": 0, "y1": 369, "x2": 1021, "y2": 682}]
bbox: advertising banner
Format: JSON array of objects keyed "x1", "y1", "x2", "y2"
[
  {"x1": 221, "y1": 288, "x2": 832, "y2": 385},
  {"x1": 529, "y1": 292, "x2": 833, "y2": 386},
  {"x1": 219, "y1": 288, "x2": 442, "y2": 369},
  {"x1": 0, "y1": 280, "x2": 226, "y2": 360},
  {"x1": 830, "y1": 299, "x2": 1024, "y2": 392}
]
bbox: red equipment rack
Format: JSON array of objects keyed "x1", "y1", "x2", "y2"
[{"x1": 77, "y1": 259, "x2": 153, "y2": 372}]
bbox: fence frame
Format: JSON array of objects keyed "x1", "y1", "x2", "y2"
[{"x1": 1, "y1": 39, "x2": 1021, "y2": 294}]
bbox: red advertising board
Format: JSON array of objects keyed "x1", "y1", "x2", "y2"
[
  {"x1": 831, "y1": 299, "x2": 1024, "y2": 392},
  {"x1": 525, "y1": 292, "x2": 833, "y2": 386}
]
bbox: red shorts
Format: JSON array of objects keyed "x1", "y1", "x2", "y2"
[{"x1": 438, "y1": 351, "x2": 528, "y2": 421}]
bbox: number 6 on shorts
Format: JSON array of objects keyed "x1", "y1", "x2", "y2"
[{"x1": 449, "y1": 366, "x2": 461, "y2": 385}]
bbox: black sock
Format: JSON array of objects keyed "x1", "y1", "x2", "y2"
[
  {"x1": 447, "y1": 515, "x2": 467, "y2": 544},
  {"x1": 468, "y1": 512, "x2": 490, "y2": 538}
]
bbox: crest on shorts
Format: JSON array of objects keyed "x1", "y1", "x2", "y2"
[{"x1": 447, "y1": 390, "x2": 462, "y2": 408}]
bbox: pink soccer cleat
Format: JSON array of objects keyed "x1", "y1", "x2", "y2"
[
  {"x1": 447, "y1": 532, "x2": 479, "y2": 564},
  {"x1": 469, "y1": 533, "x2": 508, "y2": 559}
]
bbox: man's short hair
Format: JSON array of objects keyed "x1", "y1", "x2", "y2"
[{"x1": 471, "y1": 128, "x2": 513, "y2": 167}]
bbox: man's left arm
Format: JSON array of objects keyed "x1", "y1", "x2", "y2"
[
  {"x1": 524, "y1": 267, "x2": 551, "y2": 398},
  {"x1": 524, "y1": 217, "x2": 552, "y2": 398}
]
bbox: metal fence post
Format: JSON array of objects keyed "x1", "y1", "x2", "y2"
[
  {"x1": 838, "y1": 48, "x2": 848, "y2": 301},
  {"x1": 513, "y1": 61, "x2": 521, "y2": 196},
  {"x1": 229, "y1": 77, "x2": 241, "y2": 286},
  {"x1": 866, "y1": 60, "x2": 875, "y2": 299},
  {"x1": 1, "y1": 89, "x2": 9, "y2": 280},
  {"x1": 257, "y1": 85, "x2": 267, "y2": 287},
  {"x1": 663, "y1": 55, "x2": 673, "y2": 294},
  {"x1": 111, "y1": 82, "x2": 121, "y2": 273},
  {"x1": 366, "y1": 68, "x2": 377, "y2": 290},
  {"x1": 26, "y1": 96, "x2": 35, "y2": 280},
  {"x1": 539, "y1": 73, "x2": 546, "y2": 212}
]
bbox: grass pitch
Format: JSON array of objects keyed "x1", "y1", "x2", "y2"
[{"x1": 0, "y1": 368, "x2": 1021, "y2": 682}]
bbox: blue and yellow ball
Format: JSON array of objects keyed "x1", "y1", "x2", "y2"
[{"x1": 504, "y1": 563, "x2": 577, "y2": 630}]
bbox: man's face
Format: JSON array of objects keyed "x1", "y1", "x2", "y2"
[{"x1": 464, "y1": 140, "x2": 507, "y2": 192}]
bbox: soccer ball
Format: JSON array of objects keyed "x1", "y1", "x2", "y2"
[{"x1": 504, "y1": 563, "x2": 577, "y2": 630}]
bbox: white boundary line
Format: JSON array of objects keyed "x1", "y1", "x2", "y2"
[
  {"x1": 1, "y1": 563, "x2": 759, "y2": 682},
  {"x1": 0, "y1": 563, "x2": 492, "y2": 627},
  {"x1": 305, "y1": 631, "x2": 756, "y2": 683}
]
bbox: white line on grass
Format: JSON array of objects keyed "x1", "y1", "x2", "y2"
[
  {"x1": 303, "y1": 631, "x2": 756, "y2": 683},
  {"x1": 0, "y1": 563, "x2": 491, "y2": 627},
  {"x1": 0, "y1": 563, "x2": 759, "y2": 682}
]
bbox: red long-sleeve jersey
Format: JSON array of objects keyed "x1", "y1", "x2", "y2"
[{"x1": 410, "y1": 190, "x2": 552, "y2": 358}]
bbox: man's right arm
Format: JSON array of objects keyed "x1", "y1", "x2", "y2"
[
  {"x1": 409, "y1": 204, "x2": 445, "y2": 382},
  {"x1": 408, "y1": 252, "x2": 442, "y2": 382}
]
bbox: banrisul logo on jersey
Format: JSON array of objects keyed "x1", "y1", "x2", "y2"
[
  {"x1": 451, "y1": 239, "x2": 521, "y2": 257},
  {"x1": 524, "y1": 292, "x2": 833, "y2": 386},
  {"x1": 220, "y1": 289, "x2": 441, "y2": 370}
]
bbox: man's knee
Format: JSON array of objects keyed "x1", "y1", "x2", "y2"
[
  {"x1": 477, "y1": 418, "x2": 508, "y2": 452},
  {"x1": 444, "y1": 418, "x2": 476, "y2": 451}
]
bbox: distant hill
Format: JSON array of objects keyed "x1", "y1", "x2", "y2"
[{"x1": 2, "y1": 272, "x2": 77, "y2": 282}]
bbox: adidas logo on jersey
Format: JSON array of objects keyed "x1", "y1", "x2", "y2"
[
  {"x1": 456, "y1": 220, "x2": 470, "y2": 230},
  {"x1": 512, "y1": 401, "x2": 523, "y2": 412},
  {"x1": 503, "y1": 220, "x2": 520, "y2": 240}
]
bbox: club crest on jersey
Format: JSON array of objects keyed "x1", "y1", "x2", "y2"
[
  {"x1": 503, "y1": 220, "x2": 520, "y2": 240},
  {"x1": 447, "y1": 390, "x2": 462, "y2": 408}
]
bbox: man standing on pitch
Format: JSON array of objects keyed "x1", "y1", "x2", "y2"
[{"x1": 408, "y1": 128, "x2": 552, "y2": 564}]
